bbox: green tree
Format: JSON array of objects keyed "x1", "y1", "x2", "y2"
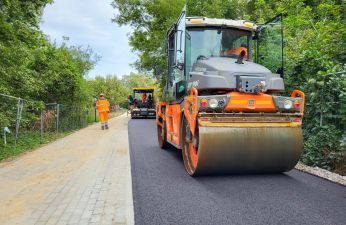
[
  {"x1": 88, "y1": 75, "x2": 128, "y2": 107},
  {"x1": 0, "y1": 0, "x2": 97, "y2": 131},
  {"x1": 0, "y1": 0, "x2": 97, "y2": 106},
  {"x1": 121, "y1": 72, "x2": 156, "y2": 91},
  {"x1": 88, "y1": 73, "x2": 156, "y2": 107}
]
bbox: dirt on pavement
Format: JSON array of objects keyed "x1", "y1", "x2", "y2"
[{"x1": 0, "y1": 113, "x2": 134, "y2": 225}]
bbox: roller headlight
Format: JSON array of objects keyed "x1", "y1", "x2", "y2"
[
  {"x1": 209, "y1": 99, "x2": 218, "y2": 108},
  {"x1": 198, "y1": 94, "x2": 230, "y2": 111},
  {"x1": 273, "y1": 96, "x2": 303, "y2": 112},
  {"x1": 283, "y1": 100, "x2": 293, "y2": 109}
]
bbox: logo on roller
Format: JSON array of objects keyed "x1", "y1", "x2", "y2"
[{"x1": 248, "y1": 99, "x2": 255, "y2": 106}]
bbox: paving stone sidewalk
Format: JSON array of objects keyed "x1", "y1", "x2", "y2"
[{"x1": 0, "y1": 114, "x2": 134, "y2": 225}]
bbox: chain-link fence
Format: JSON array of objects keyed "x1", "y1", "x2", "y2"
[
  {"x1": 317, "y1": 71, "x2": 346, "y2": 131},
  {"x1": 0, "y1": 94, "x2": 100, "y2": 158}
]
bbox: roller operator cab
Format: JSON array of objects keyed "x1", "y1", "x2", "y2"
[
  {"x1": 156, "y1": 7, "x2": 305, "y2": 176},
  {"x1": 130, "y1": 87, "x2": 156, "y2": 119}
]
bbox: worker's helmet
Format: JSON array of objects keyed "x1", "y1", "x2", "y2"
[{"x1": 100, "y1": 93, "x2": 104, "y2": 97}]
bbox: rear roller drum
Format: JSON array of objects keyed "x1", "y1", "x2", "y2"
[
  {"x1": 157, "y1": 121, "x2": 168, "y2": 149},
  {"x1": 182, "y1": 117, "x2": 199, "y2": 176}
]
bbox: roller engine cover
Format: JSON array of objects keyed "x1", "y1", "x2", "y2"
[{"x1": 188, "y1": 57, "x2": 285, "y2": 92}]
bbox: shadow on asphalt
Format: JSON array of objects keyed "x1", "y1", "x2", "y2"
[{"x1": 162, "y1": 146, "x2": 183, "y2": 163}]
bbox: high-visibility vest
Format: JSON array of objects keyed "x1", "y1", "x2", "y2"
[
  {"x1": 142, "y1": 94, "x2": 147, "y2": 103},
  {"x1": 96, "y1": 98, "x2": 110, "y2": 112}
]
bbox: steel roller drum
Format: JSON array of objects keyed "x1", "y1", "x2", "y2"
[{"x1": 190, "y1": 126, "x2": 303, "y2": 175}]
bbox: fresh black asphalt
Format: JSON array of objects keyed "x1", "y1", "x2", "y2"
[{"x1": 128, "y1": 119, "x2": 346, "y2": 225}]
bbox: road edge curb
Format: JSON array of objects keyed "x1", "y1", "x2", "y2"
[{"x1": 295, "y1": 162, "x2": 346, "y2": 186}]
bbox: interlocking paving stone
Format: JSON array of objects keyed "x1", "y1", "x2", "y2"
[{"x1": 0, "y1": 115, "x2": 134, "y2": 225}]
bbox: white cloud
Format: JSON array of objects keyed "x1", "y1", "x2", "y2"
[{"x1": 41, "y1": 0, "x2": 137, "y2": 78}]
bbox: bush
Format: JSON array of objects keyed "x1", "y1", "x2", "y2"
[{"x1": 302, "y1": 126, "x2": 344, "y2": 171}]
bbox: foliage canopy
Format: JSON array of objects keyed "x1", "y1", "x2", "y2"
[
  {"x1": 0, "y1": 0, "x2": 96, "y2": 107},
  {"x1": 112, "y1": 0, "x2": 346, "y2": 172}
]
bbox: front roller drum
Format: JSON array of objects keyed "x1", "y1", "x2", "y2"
[{"x1": 182, "y1": 120, "x2": 303, "y2": 175}]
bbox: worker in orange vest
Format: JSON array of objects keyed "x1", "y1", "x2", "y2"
[
  {"x1": 224, "y1": 44, "x2": 248, "y2": 60},
  {"x1": 96, "y1": 93, "x2": 110, "y2": 130},
  {"x1": 141, "y1": 93, "x2": 147, "y2": 103}
]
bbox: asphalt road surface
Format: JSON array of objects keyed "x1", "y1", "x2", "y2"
[{"x1": 128, "y1": 119, "x2": 346, "y2": 225}]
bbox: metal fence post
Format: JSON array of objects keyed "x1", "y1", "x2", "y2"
[
  {"x1": 84, "y1": 110, "x2": 87, "y2": 127},
  {"x1": 14, "y1": 99, "x2": 24, "y2": 147},
  {"x1": 40, "y1": 110, "x2": 44, "y2": 139},
  {"x1": 3, "y1": 127, "x2": 10, "y2": 146},
  {"x1": 56, "y1": 103, "x2": 60, "y2": 134},
  {"x1": 3, "y1": 129, "x2": 6, "y2": 146}
]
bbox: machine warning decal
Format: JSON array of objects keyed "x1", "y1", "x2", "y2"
[{"x1": 248, "y1": 99, "x2": 255, "y2": 106}]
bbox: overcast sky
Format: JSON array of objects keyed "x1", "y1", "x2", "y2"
[{"x1": 40, "y1": 0, "x2": 137, "y2": 78}]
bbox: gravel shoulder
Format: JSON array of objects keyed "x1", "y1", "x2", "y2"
[
  {"x1": 295, "y1": 162, "x2": 346, "y2": 186},
  {"x1": 0, "y1": 113, "x2": 134, "y2": 225}
]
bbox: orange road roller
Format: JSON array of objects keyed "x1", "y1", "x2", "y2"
[{"x1": 156, "y1": 8, "x2": 305, "y2": 176}]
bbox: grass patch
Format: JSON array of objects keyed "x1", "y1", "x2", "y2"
[{"x1": 0, "y1": 131, "x2": 71, "y2": 161}]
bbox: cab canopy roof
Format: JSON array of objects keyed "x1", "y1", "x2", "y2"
[
  {"x1": 186, "y1": 17, "x2": 258, "y2": 31},
  {"x1": 133, "y1": 87, "x2": 155, "y2": 91}
]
